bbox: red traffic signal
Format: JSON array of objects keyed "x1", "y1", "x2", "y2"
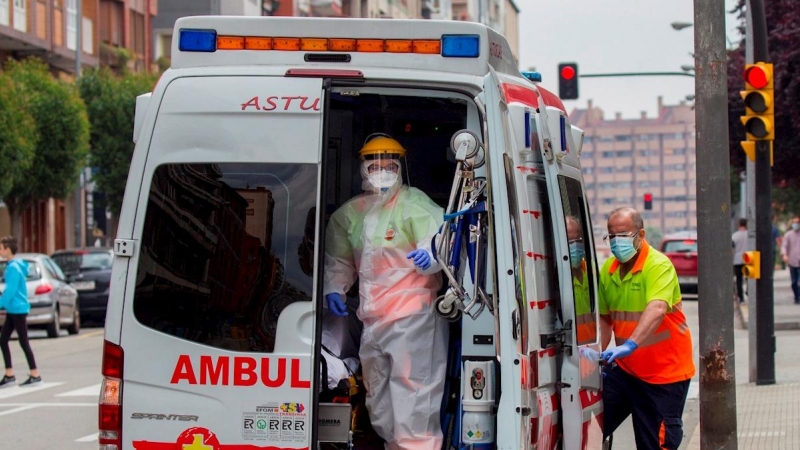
[
  {"x1": 558, "y1": 62, "x2": 579, "y2": 100},
  {"x1": 644, "y1": 192, "x2": 653, "y2": 210},
  {"x1": 744, "y1": 65, "x2": 770, "y2": 89}
]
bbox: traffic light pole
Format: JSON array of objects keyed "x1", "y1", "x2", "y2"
[
  {"x1": 694, "y1": 0, "x2": 738, "y2": 447},
  {"x1": 750, "y1": 0, "x2": 776, "y2": 386}
]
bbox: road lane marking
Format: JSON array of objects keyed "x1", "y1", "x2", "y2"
[
  {"x1": 0, "y1": 404, "x2": 40, "y2": 417},
  {"x1": 77, "y1": 330, "x2": 104, "y2": 339},
  {"x1": 57, "y1": 383, "x2": 101, "y2": 397},
  {"x1": 75, "y1": 433, "x2": 98, "y2": 442},
  {"x1": 0, "y1": 382, "x2": 65, "y2": 399}
]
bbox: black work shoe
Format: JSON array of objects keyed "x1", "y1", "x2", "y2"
[
  {"x1": 0, "y1": 375, "x2": 16, "y2": 388},
  {"x1": 19, "y1": 375, "x2": 41, "y2": 386}
]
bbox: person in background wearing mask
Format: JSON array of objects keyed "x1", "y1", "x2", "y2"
[
  {"x1": 323, "y1": 134, "x2": 447, "y2": 450},
  {"x1": 0, "y1": 235, "x2": 41, "y2": 387},
  {"x1": 781, "y1": 215, "x2": 800, "y2": 304},
  {"x1": 598, "y1": 207, "x2": 694, "y2": 450},
  {"x1": 566, "y1": 216, "x2": 596, "y2": 344}
]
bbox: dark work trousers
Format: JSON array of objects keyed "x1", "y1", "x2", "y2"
[
  {"x1": 733, "y1": 264, "x2": 745, "y2": 303},
  {"x1": 602, "y1": 364, "x2": 690, "y2": 450},
  {"x1": 0, "y1": 313, "x2": 37, "y2": 371}
]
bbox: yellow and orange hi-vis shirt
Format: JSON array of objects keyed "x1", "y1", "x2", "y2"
[{"x1": 599, "y1": 240, "x2": 696, "y2": 384}]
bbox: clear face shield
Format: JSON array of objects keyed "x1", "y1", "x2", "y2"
[{"x1": 361, "y1": 153, "x2": 403, "y2": 193}]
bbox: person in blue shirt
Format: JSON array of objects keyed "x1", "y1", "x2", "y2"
[{"x1": 0, "y1": 236, "x2": 40, "y2": 387}]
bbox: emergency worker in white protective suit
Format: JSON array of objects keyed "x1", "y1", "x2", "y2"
[{"x1": 323, "y1": 134, "x2": 448, "y2": 450}]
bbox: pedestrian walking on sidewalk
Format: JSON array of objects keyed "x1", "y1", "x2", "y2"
[
  {"x1": 0, "y1": 236, "x2": 41, "y2": 387},
  {"x1": 598, "y1": 207, "x2": 695, "y2": 450},
  {"x1": 781, "y1": 215, "x2": 800, "y2": 304},
  {"x1": 732, "y1": 218, "x2": 748, "y2": 303}
]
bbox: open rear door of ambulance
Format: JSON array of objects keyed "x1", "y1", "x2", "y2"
[
  {"x1": 112, "y1": 74, "x2": 325, "y2": 450},
  {"x1": 537, "y1": 105, "x2": 605, "y2": 450}
]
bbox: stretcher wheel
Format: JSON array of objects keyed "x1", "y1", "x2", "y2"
[{"x1": 435, "y1": 295, "x2": 455, "y2": 317}]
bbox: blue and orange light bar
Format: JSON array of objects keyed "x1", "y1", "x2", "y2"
[{"x1": 178, "y1": 29, "x2": 480, "y2": 58}]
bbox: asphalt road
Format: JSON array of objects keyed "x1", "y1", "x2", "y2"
[{"x1": 0, "y1": 324, "x2": 104, "y2": 449}]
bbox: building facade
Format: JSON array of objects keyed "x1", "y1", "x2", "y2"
[
  {"x1": 570, "y1": 97, "x2": 697, "y2": 238},
  {"x1": 153, "y1": 0, "x2": 261, "y2": 63},
  {"x1": 0, "y1": 0, "x2": 156, "y2": 254}
]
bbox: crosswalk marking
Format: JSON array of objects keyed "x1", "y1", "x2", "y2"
[
  {"x1": 57, "y1": 383, "x2": 101, "y2": 397},
  {"x1": 75, "y1": 432, "x2": 98, "y2": 442},
  {"x1": 0, "y1": 404, "x2": 39, "y2": 417},
  {"x1": 0, "y1": 382, "x2": 64, "y2": 399}
]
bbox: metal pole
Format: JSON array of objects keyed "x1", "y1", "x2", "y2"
[
  {"x1": 745, "y1": 0, "x2": 759, "y2": 384},
  {"x1": 694, "y1": 0, "x2": 738, "y2": 447},
  {"x1": 750, "y1": 0, "x2": 776, "y2": 385}
]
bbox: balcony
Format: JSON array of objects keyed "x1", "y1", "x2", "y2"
[{"x1": 310, "y1": 0, "x2": 342, "y2": 17}]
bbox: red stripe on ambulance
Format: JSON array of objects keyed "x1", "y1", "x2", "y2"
[{"x1": 170, "y1": 355, "x2": 311, "y2": 388}]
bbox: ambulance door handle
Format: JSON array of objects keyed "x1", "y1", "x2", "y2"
[{"x1": 511, "y1": 309, "x2": 520, "y2": 341}]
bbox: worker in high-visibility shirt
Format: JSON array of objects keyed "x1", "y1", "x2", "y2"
[
  {"x1": 565, "y1": 215, "x2": 596, "y2": 345},
  {"x1": 598, "y1": 207, "x2": 695, "y2": 450}
]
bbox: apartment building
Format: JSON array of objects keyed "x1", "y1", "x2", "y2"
[
  {"x1": 570, "y1": 97, "x2": 697, "y2": 237},
  {"x1": 153, "y1": 0, "x2": 260, "y2": 64},
  {"x1": 452, "y1": 0, "x2": 518, "y2": 58}
]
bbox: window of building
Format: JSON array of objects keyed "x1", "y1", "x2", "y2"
[
  {"x1": 615, "y1": 135, "x2": 631, "y2": 142},
  {"x1": 640, "y1": 149, "x2": 658, "y2": 156},
  {"x1": 131, "y1": 11, "x2": 146, "y2": 70},
  {"x1": 602, "y1": 151, "x2": 614, "y2": 158},
  {"x1": 599, "y1": 166, "x2": 614, "y2": 174},
  {"x1": 615, "y1": 150, "x2": 633, "y2": 158},
  {"x1": 584, "y1": 167, "x2": 594, "y2": 175},
  {"x1": 13, "y1": 0, "x2": 25, "y2": 32},
  {"x1": 616, "y1": 182, "x2": 631, "y2": 189},
  {"x1": 673, "y1": 148, "x2": 687, "y2": 156},
  {"x1": 0, "y1": 0, "x2": 9, "y2": 27},
  {"x1": 99, "y1": 0, "x2": 124, "y2": 46},
  {"x1": 617, "y1": 165, "x2": 632, "y2": 173},
  {"x1": 66, "y1": 0, "x2": 77, "y2": 50},
  {"x1": 598, "y1": 136, "x2": 615, "y2": 143}
]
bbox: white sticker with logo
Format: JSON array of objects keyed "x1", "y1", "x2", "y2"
[{"x1": 242, "y1": 402, "x2": 308, "y2": 442}]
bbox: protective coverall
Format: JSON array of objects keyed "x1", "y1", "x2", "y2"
[{"x1": 323, "y1": 136, "x2": 447, "y2": 450}]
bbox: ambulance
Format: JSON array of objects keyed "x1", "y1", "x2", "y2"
[{"x1": 99, "y1": 15, "x2": 605, "y2": 450}]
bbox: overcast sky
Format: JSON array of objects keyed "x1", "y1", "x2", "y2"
[{"x1": 517, "y1": 0, "x2": 742, "y2": 119}]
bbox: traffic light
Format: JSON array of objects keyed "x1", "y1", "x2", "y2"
[
  {"x1": 740, "y1": 62, "x2": 774, "y2": 141},
  {"x1": 644, "y1": 192, "x2": 653, "y2": 211},
  {"x1": 742, "y1": 250, "x2": 761, "y2": 279},
  {"x1": 558, "y1": 63, "x2": 579, "y2": 100}
]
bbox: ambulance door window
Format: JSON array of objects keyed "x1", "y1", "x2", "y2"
[
  {"x1": 132, "y1": 163, "x2": 318, "y2": 353},
  {"x1": 557, "y1": 175, "x2": 598, "y2": 345}
]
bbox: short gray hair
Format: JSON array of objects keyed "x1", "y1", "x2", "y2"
[{"x1": 608, "y1": 207, "x2": 644, "y2": 231}]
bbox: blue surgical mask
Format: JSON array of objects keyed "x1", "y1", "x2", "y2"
[
  {"x1": 793, "y1": 223, "x2": 800, "y2": 231},
  {"x1": 610, "y1": 233, "x2": 639, "y2": 263},
  {"x1": 569, "y1": 242, "x2": 585, "y2": 268}
]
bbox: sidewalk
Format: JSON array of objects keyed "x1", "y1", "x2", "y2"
[{"x1": 684, "y1": 268, "x2": 800, "y2": 449}]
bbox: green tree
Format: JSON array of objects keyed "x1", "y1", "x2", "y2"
[
  {"x1": 0, "y1": 73, "x2": 37, "y2": 204},
  {"x1": 4, "y1": 58, "x2": 90, "y2": 235},
  {"x1": 77, "y1": 68, "x2": 157, "y2": 214}
]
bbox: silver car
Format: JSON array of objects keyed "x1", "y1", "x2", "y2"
[{"x1": 0, "y1": 253, "x2": 80, "y2": 338}]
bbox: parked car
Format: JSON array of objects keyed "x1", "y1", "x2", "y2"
[
  {"x1": 51, "y1": 248, "x2": 113, "y2": 320},
  {"x1": 660, "y1": 231, "x2": 698, "y2": 296},
  {"x1": 0, "y1": 254, "x2": 80, "y2": 337}
]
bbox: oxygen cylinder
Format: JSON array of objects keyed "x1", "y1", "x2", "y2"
[{"x1": 461, "y1": 360, "x2": 495, "y2": 445}]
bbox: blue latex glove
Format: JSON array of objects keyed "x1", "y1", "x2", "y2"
[
  {"x1": 407, "y1": 249, "x2": 432, "y2": 270},
  {"x1": 326, "y1": 293, "x2": 348, "y2": 316},
  {"x1": 601, "y1": 339, "x2": 638, "y2": 364}
]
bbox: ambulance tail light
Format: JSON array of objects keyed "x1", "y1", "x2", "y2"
[
  {"x1": 177, "y1": 29, "x2": 480, "y2": 57},
  {"x1": 99, "y1": 340, "x2": 123, "y2": 450}
]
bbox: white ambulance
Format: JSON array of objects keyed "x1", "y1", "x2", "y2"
[{"x1": 100, "y1": 16, "x2": 605, "y2": 450}]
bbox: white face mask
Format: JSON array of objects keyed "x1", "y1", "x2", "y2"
[{"x1": 367, "y1": 170, "x2": 398, "y2": 191}]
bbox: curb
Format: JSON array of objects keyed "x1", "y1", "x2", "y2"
[{"x1": 735, "y1": 301, "x2": 800, "y2": 331}]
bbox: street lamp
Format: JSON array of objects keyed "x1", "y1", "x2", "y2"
[{"x1": 671, "y1": 21, "x2": 693, "y2": 31}]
